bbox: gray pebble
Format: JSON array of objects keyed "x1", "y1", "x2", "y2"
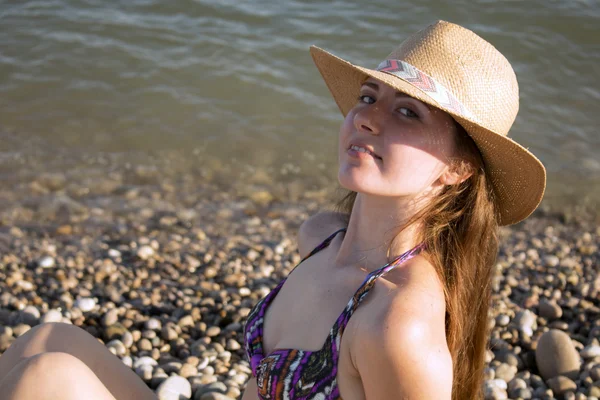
[
  {"x1": 539, "y1": 299, "x2": 563, "y2": 320},
  {"x1": 535, "y1": 329, "x2": 581, "y2": 380}
]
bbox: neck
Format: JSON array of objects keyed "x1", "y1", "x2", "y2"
[{"x1": 335, "y1": 193, "x2": 426, "y2": 272}]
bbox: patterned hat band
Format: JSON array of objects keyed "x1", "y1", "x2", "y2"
[{"x1": 376, "y1": 59, "x2": 476, "y2": 120}]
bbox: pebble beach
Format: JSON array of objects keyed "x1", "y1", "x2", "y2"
[{"x1": 0, "y1": 148, "x2": 598, "y2": 400}]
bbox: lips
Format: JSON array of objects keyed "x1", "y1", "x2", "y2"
[{"x1": 348, "y1": 143, "x2": 382, "y2": 160}]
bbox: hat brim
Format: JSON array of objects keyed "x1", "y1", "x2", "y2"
[{"x1": 310, "y1": 45, "x2": 546, "y2": 226}]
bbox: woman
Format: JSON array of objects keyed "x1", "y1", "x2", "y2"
[
  {"x1": 0, "y1": 21, "x2": 545, "y2": 400},
  {"x1": 242, "y1": 20, "x2": 545, "y2": 400}
]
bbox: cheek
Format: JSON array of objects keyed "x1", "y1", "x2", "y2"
[{"x1": 338, "y1": 114, "x2": 355, "y2": 150}]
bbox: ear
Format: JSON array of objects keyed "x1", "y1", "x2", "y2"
[{"x1": 439, "y1": 165, "x2": 473, "y2": 186}]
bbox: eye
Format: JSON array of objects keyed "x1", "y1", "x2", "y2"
[
  {"x1": 358, "y1": 95, "x2": 376, "y2": 105},
  {"x1": 398, "y1": 107, "x2": 419, "y2": 119}
]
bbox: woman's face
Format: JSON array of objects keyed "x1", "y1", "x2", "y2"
[{"x1": 338, "y1": 77, "x2": 461, "y2": 198}]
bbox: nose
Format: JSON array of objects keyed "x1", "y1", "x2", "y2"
[{"x1": 353, "y1": 105, "x2": 382, "y2": 135}]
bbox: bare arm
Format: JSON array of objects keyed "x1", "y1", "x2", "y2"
[{"x1": 351, "y1": 288, "x2": 453, "y2": 399}]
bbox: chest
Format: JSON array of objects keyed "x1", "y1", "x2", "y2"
[{"x1": 261, "y1": 256, "x2": 365, "y2": 355}]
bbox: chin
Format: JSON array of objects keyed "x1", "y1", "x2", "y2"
[{"x1": 338, "y1": 168, "x2": 381, "y2": 195}]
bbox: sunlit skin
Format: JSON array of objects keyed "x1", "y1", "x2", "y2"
[
  {"x1": 333, "y1": 77, "x2": 470, "y2": 272},
  {"x1": 339, "y1": 78, "x2": 462, "y2": 198}
]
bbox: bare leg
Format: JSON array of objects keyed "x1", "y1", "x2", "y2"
[
  {"x1": 0, "y1": 352, "x2": 117, "y2": 400},
  {"x1": 0, "y1": 323, "x2": 156, "y2": 400}
]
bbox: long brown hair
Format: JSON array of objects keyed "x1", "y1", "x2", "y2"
[{"x1": 336, "y1": 123, "x2": 499, "y2": 399}]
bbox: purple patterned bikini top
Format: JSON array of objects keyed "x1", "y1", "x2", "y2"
[{"x1": 243, "y1": 228, "x2": 424, "y2": 400}]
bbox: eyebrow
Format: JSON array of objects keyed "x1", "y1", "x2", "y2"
[{"x1": 361, "y1": 81, "x2": 431, "y2": 110}]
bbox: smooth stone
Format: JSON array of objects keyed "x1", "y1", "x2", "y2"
[
  {"x1": 74, "y1": 298, "x2": 96, "y2": 312},
  {"x1": 145, "y1": 318, "x2": 162, "y2": 331},
  {"x1": 121, "y1": 331, "x2": 134, "y2": 348},
  {"x1": 178, "y1": 315, "x2": 195, "y2": 328},
  {"x1": 20, "y1": 306, "x2": 40, "y2": 326},
  {"x1": 226, "y1": 339, "x2": 241, "y2": 351},
  {"x1": 104, "y1": 323, "x2": 128, "y2": 340},
  {"x1": 484, "y1": 381, "x2": 508, "y2": 400},
  {"x1": 41, "y1": 309, "x2": 63, "y2": 324},
  {"x1": 106, "y1": 339, "x2": 126, "y2": 357},
  {"x1": 102, "y1": 309, "x2": 119, "y2": 326},
  {"x1": 539, "y1": 299, "x2": 563, "y2": 320},
  {"x1": 206, "y1": 326, "x2": 221, "y2": 337},
  {"x1": 137, "y1": 245, "x2": 155, "y2": 260},
  {"x1": 590, "y1": 365, "x2": 600, "y2": 381},
  {"x1": 162, "y1": 326, "x2": 178, "y2": 341},
  {"x1": 547, "y1": 376, "x2": 577, "y2": 396},
  {"x1": 535, "y1": 329, "x2": 581, "y2": 380},
  {"x1": 510, "y1": 388, "x2": 532, "y2": 399},
  {"x1": 495, "y1": 363, "x2": 517, "y2": 382},
  {"x1": 156, "y1": 376, "x2": 192, "y2": 400},
  {"x1": 138, "y1": 338, "x2": 153, "y2": 351},
  {"x1": 495, "y1": 349, "x2": 521, "y2": 368},
  {"x1": 581, "y1": 345, "x2": 600, "y2": 359},
  {"x1": 133, "y1": 356, "x2": 158, "y2": 369},
  {"x1": 508, "y1": 378, "x2": 527, "y2": 392},
  {"x1": 197, "y1": 357, "x2": 210, "y2": 370},
  {"x1": 496, "y1": 314, "x2": 510, "y2": 327},
  {"x1": 179, "y1": 363, "x2": 198, "y2": 378},
  {"x1": 514, "y1": 310, "x2": 537, "y2": 337},
  {"x1": 544, "y1": 255, "x2": 560, "y2": 267},
  {"x1": 38, "y1": 256, "x2": 56, "y2": 268},
  {"x1": 122, "y1": 356, "x2": 133, "y2": 368},
  {"x1": 136, "y1": 364, "x2": 153, "y2": 381}
]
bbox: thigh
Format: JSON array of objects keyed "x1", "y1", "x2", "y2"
[
  {"x1": 0, "y1": 323, "x2": 156, "y2": 400},
  {"x1": 0, "y1": 352, "x2": 117, "y2": 400}
]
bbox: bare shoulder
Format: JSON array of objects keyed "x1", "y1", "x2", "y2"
[
  {"x1": 348, "y1": 256, "x2": 453, "y2": 399},
  {"x1": 297, "y1": 211, "x2": 347, "y2": 258}
]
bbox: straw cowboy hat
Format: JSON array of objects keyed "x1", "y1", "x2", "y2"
[{"x1": 310, "y1": 20, "x2": 546, "y2": 226}]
